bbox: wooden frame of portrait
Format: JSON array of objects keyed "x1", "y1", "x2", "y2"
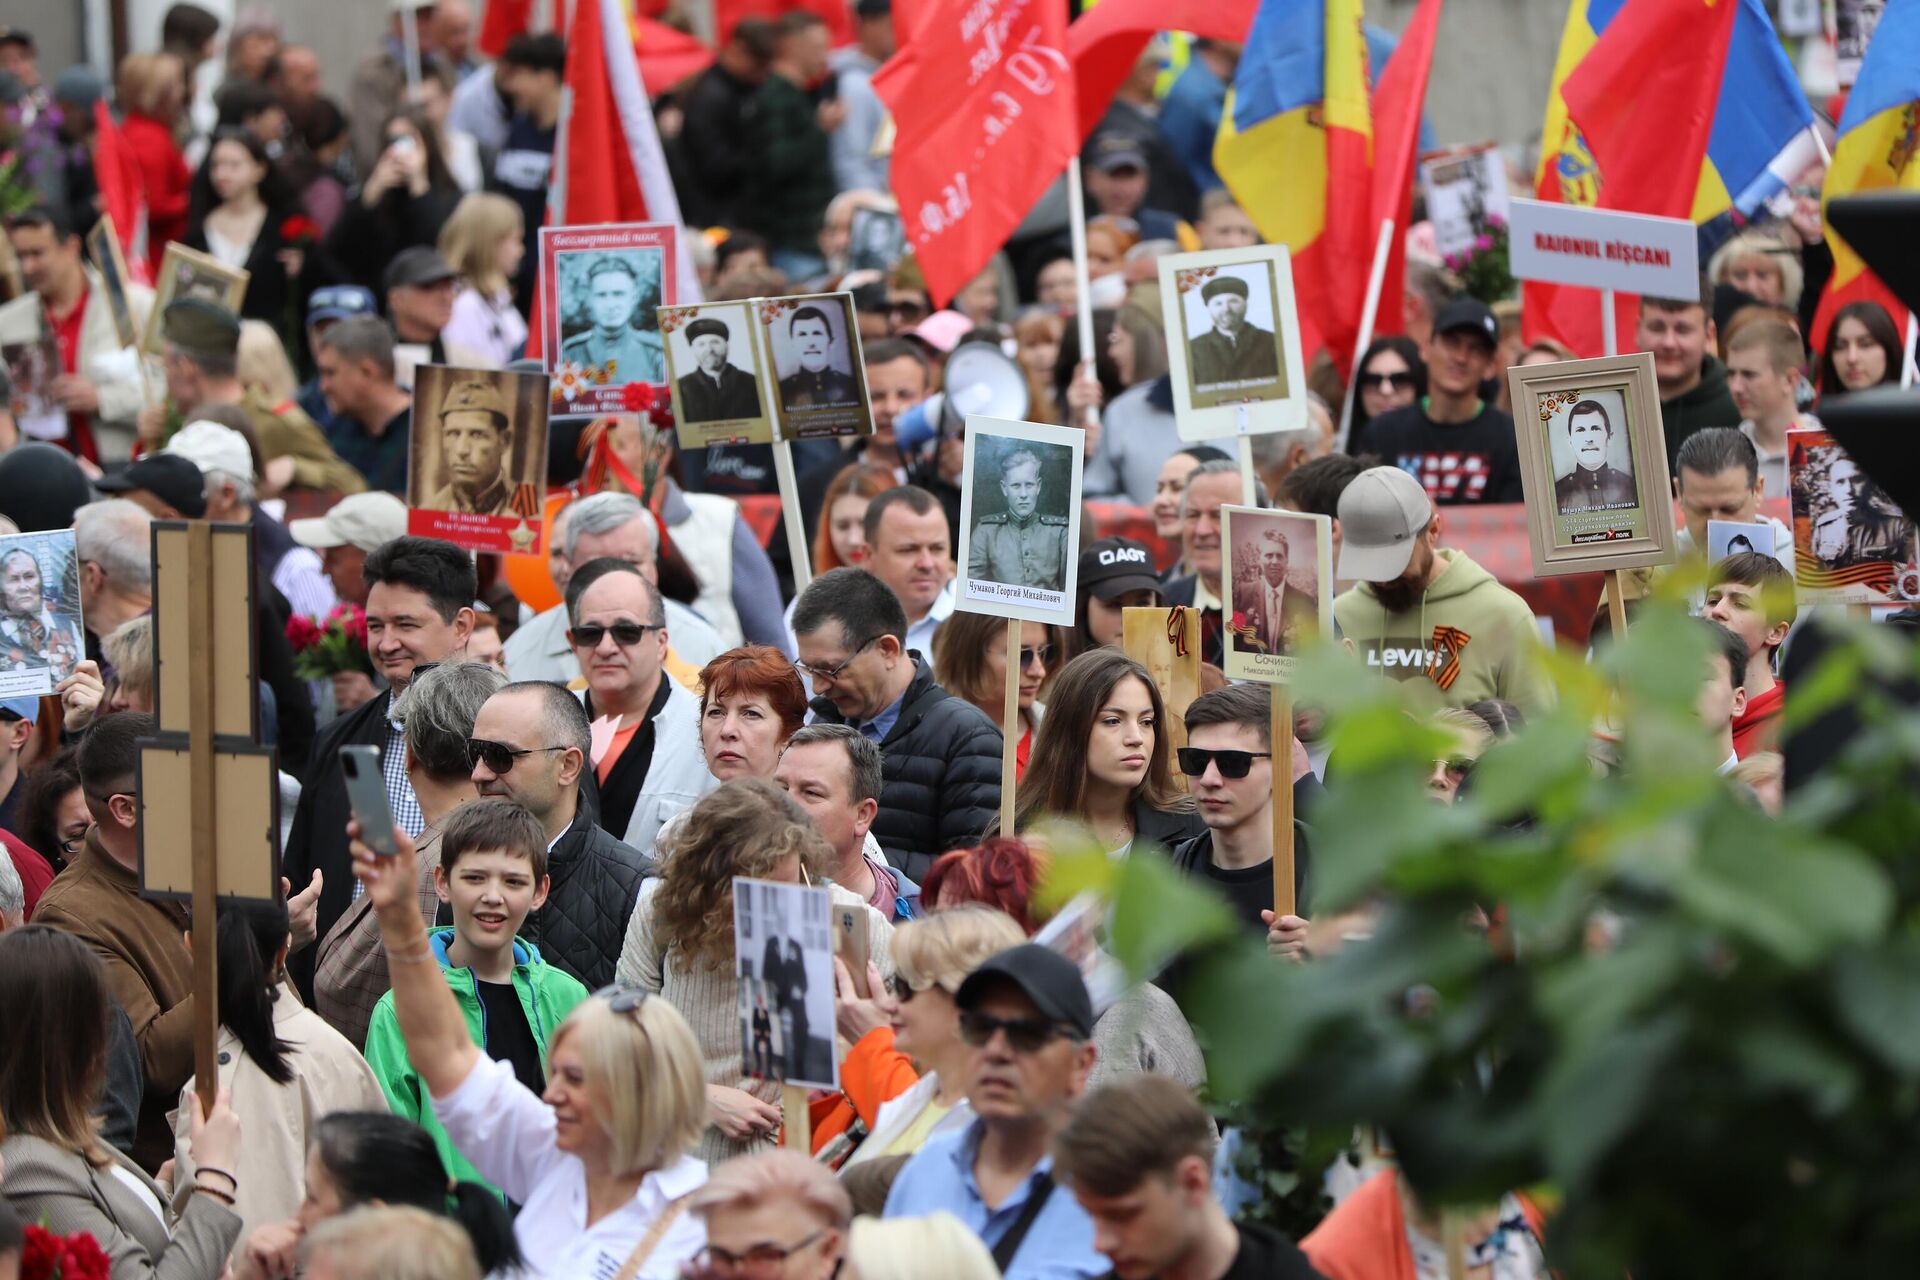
[
  {"x1": 1506, "y1": 351, "x2": 1675, "y2": 579},
  {"x1": 140, "y1": 243, "x2": 249, "y2": 357},
  {"x1": 1157, "y1": 245, "x2": 1310, "y2": 445},
  {"x1": 85, "y1": 214, "x2": 139, "y2": 350},
  {"x1": 1219, "y1": 506, "x2": 1334, "y2": 687}
]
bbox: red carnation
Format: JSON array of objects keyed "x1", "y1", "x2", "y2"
[
  {"x1": 279, "y1": 215, "x2": 320, "y2": 246},
  {"x1": 621, "y1": 382, "x2": 654, "y2": 413},
  {"x1": 285, "y1": 613, "x2": 323, "y2": 652},
  {"x1": 341, "y1": 604, "x2": 368, "y2": 646}
]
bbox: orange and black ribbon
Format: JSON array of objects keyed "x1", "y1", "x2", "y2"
[{"x1": 1166, "y1": 606, "x2": 1189, "y2": 658}]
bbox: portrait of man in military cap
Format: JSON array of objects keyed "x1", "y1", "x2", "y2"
[
  {"x1": 674, "y1": 312, "x2": 763, "y2": 424},
  {"x1": 557, "y1": 251, "x2": 665, "y2": 384},
  {"x1": 408, "y1": 366, "x2": 550, "y2": 552},
  {"x1": 1187, "y1": 270, "x2": 1280, "y2": 389},
  {"x1": 428, "y1": 378, "x2": 517, "y2": 515}
]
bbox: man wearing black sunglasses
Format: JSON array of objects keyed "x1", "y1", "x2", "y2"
[
  {"x1": 884, "y1": 944, "x2": 1106, "y2": 1277},
  {"x1": 1166, "y1": 685, "x2": 1311, "y2": 959}
]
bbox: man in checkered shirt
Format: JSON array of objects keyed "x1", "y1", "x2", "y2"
[{"x1": 282, "y1": 536, "x2": 477, "y2": 1001}]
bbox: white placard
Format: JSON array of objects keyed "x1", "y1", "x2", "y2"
[
  {"x1": 1507, "y1": 198, "x2": 1699, "y2": 300},
  {"x1": 1421, "y1": 143, "x2": 1511, "y2": 261}
]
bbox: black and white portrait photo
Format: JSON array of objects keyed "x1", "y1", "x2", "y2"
[
  {"x1": 955, "y1": 416, "x2": 1085, "y2": 627},
  {"x1": 1707, "y1": 520, "x2": 1777, "y2": 563},
  {"x1": 407, "y1": 365, "x2": 550, "y2": 555},
  {"x1": 0, "y1": 530, "x2": 85, "y2": 697},
  {"x1": 1158, "y1": 247, "x2": 1306, "y2": 434},
  {"x1": 1548, "y1": 391, "x2": 1638, "y2": 516},
  {"x1": 1794, "y1": 435, "x2": 1914, "y2": 576},
  {"x1": 1187, "y1": 270, "x2": 1281, "y2": 390},
  {"x1": 556, "y1": 248, "x2": 666, "y2": 384},
  {"x1": 664, "y1": 303, "x2": 772, "y2": 447},
  {"x1": 774, "y1": 302, "x2": 856, "y2": 410},
  {"x1": 732, "y1": 877, "x2": 837, "y2": 1090}
]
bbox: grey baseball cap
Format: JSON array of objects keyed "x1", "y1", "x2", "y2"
[{"x1": 1336, "y1": 466, "x2": 1434, "y2": 583}]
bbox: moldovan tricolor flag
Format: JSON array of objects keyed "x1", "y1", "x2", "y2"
[
  {"x1": 872, "y1": 0, "x2": 1078, "y2": 307},
  {"x1": 1809, "y1": 0, "x2": 1920, "y2": 369},
  {"x1": 527, "y1": 0, "x2": 700, "y2": 361},
  {"x1": 1066, "y1": 0, "x2": 1259, "y2": 142},
  {"x1": 1212, "y1": 0, "x2": 1375, "y2": 370}
]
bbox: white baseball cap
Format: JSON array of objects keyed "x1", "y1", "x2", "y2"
[
  {"x1": 165, "y1": 420, "x2": 256, "y2": 483},
  {"x1": 1336, "y1": 466, "x2": 1434, "y2": 583},
  {"x1": 290, "y1": 492, "x2": 410, "y2": 553}
]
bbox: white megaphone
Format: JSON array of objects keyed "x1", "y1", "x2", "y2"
[{"x1": 894, "y1": 344, "x2": 1032, "y2": 451}]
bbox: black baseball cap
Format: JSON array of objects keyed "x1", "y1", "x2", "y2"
[
  {"x1": 956, "y1": 944, "x2": 1094, "y2": 1040},
  {"x1": 1079, "y1": 536, "x2": 1162, "y2": 603},
  {"x1": 383, "y1": 246, "x2": 456, "y2": 292},
  {"x1": 1433, "y1": 297, "x2": 1499, "y2": 350},
  {"x1": 96, "y1": 453, "x2": 209, "y2": 518}
]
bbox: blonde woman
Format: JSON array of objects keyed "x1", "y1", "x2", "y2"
[
  {"x1": 350, "y1": 818, "x2": 711, "y2": 1280},
  {"x1": 237, "y1": 320, "x2": 302, "y2": 411},
  {"x1": 301, "y1": 1207, "x2": 481, "y2": 1280},
  {"x1": 438, "y1": 193, "x2": 528, "y2": 368},
  {"x1": 1707, "y1": 229, "x2": 1803, "y2": 310},
  {"x1": 845, "y1": 1213, "x2": 1002, "y2": 1280},
  {"x1": 616, "y1": 778, "x2": 894, "y2": 1163}
]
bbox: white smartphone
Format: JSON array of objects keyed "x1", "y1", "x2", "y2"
[{"x1": 339, "y1": 745, "x2": 400, "y2": 856}]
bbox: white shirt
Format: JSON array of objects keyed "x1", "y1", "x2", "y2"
[
  {"x1": 434, "y1": 1053, "x2": 708, "y2": 1279},
  {"x1": 905, "y1": 578, "x2": 957, "y2": 659}
]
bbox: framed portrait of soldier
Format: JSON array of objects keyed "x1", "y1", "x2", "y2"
[
  {"x1": 1787, "y1": 426, "x2": 1920, "y2": 604},
  {"x1": 954, "y1": 416, "x2": 1084, "y2": 627},
  {"x1": 733, "y1": 876, "x2": 838, "y2": 1090},
  {"x1": 406, "y1": 365, "x2": 550, "y2": 556},
  {"x1": 0, "y1": 529, "x2": 85, "y2": 697},
  {"x1": 140, "y1": 243, "x2": 248, "y2": 357},
  {"x1": 661, "y1": 301, "x2": 774, "y2": 449},
  {"x1": 760, "y1": 292, "x2": 872, "y2": 439},
  {"x1": 1157, "y1": 245, "x2": 1309, "y2": 441},
  {"x1": 540, "y1": 222, "x2": 677, "y2": 418},
  {"x1": 1707, "y1": 519, "x2": 1778, "y2": 563},
  {"x1": 85, "y1": 214, "x2": 140, "y2": 350},
  {"x1": 1507, "y1": 351, "x2": 1676, "y2": 577},
  {"x1": 1220, "y1": 506, "x2": 1333, "y2": 685}
]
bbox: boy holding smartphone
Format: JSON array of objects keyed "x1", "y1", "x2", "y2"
[{"x1": 362, "y1": 797, "x2": 588, "y2": 1196}]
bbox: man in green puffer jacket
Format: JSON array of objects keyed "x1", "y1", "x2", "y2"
[{"x1": 361, "y1": 797, "x2": 588, "y2": 1198}]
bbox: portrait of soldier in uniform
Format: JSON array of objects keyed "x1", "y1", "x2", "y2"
[
  {"x1": 675, "y1": 316, "x2": 763, "y2": 423},
  {"x1": 426, "y1": 378, "x2": 518, "y2": 516},
  {"x1": 1553, "y1": 398, "x2": 1638, "y2": 514},
  {"x1": 1231, "y1": 524, "x2": 1315, "y2": 657},
  {"x1": 1812, "y1": 453, "x2": 1913, "y2": 570},
  {"x1": 776, "y1": 305, "x2": 857, "y2": 409},
  {"x1": 558, "y1": 255, "x2": 665, "y2": 383},
  {"x1": 1189, "y1": 273, "x2": 1279, "y2": 388},
  {"x1": 968, "y1": 446, "x2": 1070, "y2": 592}
]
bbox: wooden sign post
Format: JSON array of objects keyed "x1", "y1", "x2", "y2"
[
  {"x1": 1272, "y1": 690, "x2": 1296, "y2": 918},
  {"x1": 999, "y1": 618, "x2": 1020, "y2": 834},
  {"x1": 772, "y1": 441, "x2": 813, "y2": 596},
  {"x1": 140, "y1": 521, "x2": 283, "y2": 1114},
  {"x1": 1606, "y1": 568, "x2": 1630, "y2": 639}
]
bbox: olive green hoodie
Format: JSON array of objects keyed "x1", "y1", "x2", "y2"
[{"x1": 1332, "y1": 548, "x2": 1554, "y2": 716}]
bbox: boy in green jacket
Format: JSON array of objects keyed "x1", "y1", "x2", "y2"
[{"x1": 362, "y1": 797, "x2": 588, "y2": 1197}]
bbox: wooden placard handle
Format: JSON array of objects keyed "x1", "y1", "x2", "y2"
[
  {"x1": 1000, "y1": 617, "x2": 1020, "y2": 835},
  {"x1": 1271, "y1": 688, "x2": 1295, "y2": 918}
]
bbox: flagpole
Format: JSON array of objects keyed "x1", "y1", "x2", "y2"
[
  {"x1": 401, "y1": 3, "x2": 424, "y2": 92},
  {"x1": 1336, "y1": 218, "x2": 1397, "y2": 454},
  {"x1": 1065, "y1": 161, "x2": 1100, "y2": 432},
  {"x1": 1602, "y1": 288, "x2": 1618, "y2": 357}
]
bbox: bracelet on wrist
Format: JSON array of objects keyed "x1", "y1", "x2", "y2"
[{"x1": 195, "y1": 1166, "x2": 238, "y2": 1188}]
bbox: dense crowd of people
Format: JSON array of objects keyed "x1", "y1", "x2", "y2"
[{"x1": 0, "y1": 2, "x2": 1897, "y2": 1278}]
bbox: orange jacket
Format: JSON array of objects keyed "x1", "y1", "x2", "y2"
[
  {"x1": 1303, "y1": 1171, "x2": 1547, "y2": 1280},
  {"x1": 809, "y1": 1026, "x2": 922, "y2": 1158}
]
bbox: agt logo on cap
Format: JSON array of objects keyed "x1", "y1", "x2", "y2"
[{"x1": 1097, "y1": 546, "x2": 1150, "y2": 568}]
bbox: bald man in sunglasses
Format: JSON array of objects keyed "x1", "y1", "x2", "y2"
[{"x1": 1165, "y1": 684, "x2": 1311, "y2": 961}]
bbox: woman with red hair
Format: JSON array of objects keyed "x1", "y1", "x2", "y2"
[{"x1": 696, "y1": 645, "x2": 809, "y2": 784}]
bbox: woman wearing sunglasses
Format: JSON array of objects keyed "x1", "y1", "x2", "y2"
[
  {"x1": 932, "y1": 612, "x2": 1061, "y2": 780},
  {"x1": 1350, "y1": 335, "x2": 1425, "y2": 442},
  {"x1": 1011, "y1": 649, "x2": 1203, "y2": 856},
  {"x1": 814, "y1": 905, "x2": 1027, "y2": 1181},
  {"x1": 616, "y1": 779, "x2": 895, "y2": 1164},
  {"x1": 349, "y1": 818, "x2": 710, "y2": 1280}
]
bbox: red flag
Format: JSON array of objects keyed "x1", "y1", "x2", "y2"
[
  {"x1": 635, "y1": 17, "x2": 715, "y2": 92},
  {"x1": 714, "y1": 0, "x2": 851, "y2": 47},
  {"x1": 478, "y1": 0, "x2": 537, "y2": 59},
  {"x1": 1562, "y1": 0, "x2": 1737, "y2": 219},
  {"x1": 1365, "y1": 0, "x2": 1443, "y2": 341},
  {"x1": 1065, "y1": 0, "x2": 1258, "y2": 142},
  {"x1": 91, "y1": 101, "x2": 150, "y2": 283},
  {"x1": 527, "y1": 0, "x2": 699, "y2": 360},
  {"x1": 873, "y1": 0, "x2": 1078, "y2": 307}
]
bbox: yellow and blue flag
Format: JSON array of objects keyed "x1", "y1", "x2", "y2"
[{"x1": 1213, "y1": 0, "x2": 1375, "y2": 365}]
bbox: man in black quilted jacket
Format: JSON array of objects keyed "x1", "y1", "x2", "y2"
[{"x1": 793, "y1": 568, "x2": 1002, "y2": 881}]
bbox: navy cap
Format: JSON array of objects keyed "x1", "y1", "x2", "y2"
[
  {"x1": 95, "y1": 453, "x2": 209, "y2": 518},
  {"x1": 956, "y1": 943, "x2": 1094, "y2": 1040}
]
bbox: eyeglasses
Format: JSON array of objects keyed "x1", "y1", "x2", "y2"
[
  {"x1": 1362, "y1": 370, "x2": 1414, "y2": 391},
  {"x1": 58, "y1": 828, "x2": 89, "y2": 858},
  {"x1": 794, "y1": 635, "x2": 878, "y2": 682},
  {"x1": 591, "y1": 984, "x2": 650, "y2": 1015},
  {"x1": 958, "y1": 1009, "x2": 1079, "y2": 1053},
  {"x1": 567, "y1": 621, "x2": 661, "y2": 649},
  {"x1": 1018, "y1": 644, "x2": 1053, "y2": 670},
  {"x1": 887, "y1": 974, "x2": 923, "y2": 1003},
  {"x1": 1176, "y1": 747, "x2": 1273, "y2": 779},
  {"x1": 688, "y1": 1229, "x2": 827, "y2": 1278},
  {"x1": 466, "y1": 738, "x2": 570, "y2": 774}
]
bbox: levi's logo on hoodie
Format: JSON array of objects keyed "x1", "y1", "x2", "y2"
[{"x1": 1361, "y1": 625, "x2": 1473, "y2": 691}]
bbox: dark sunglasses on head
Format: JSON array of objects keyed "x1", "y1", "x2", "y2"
[
  {"x1": 466, "y1": 737, "x2": 569, "y2": 774},
  {"x1": 1176, "y1": 747, "x2": 1273, "y2": 779},
  {"x1": 1362, "y1": 371, "x2": 1415, "y2": 391},
  {"x1": 568, "y1": 621, "x2": 661, "y2": 648},
  {"x1": 958, "y1": 1009, "x2": 1078, "y2": 1053}
]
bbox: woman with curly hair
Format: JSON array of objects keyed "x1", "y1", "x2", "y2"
[{"x1": 615, "y1": 779, "x2": 895, "y2": 1163}]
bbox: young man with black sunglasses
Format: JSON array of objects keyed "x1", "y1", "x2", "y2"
[
  {"x1": 465, "y1": 679, "x2": 657, "y2": 988},
  {"x1": 1167, "y1": 685, "x2": 1310, "y2": 957},
  {"x1": 884, "y1": 944, "x2": 1107, "y2": 1278}
]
